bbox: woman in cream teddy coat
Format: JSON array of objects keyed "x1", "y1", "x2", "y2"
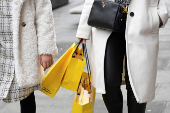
[{"x1": 0, "y1": 0, "x2": 58, "y2": 112}]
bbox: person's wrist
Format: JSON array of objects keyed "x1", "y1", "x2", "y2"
[{"x1": 78, "y1": 38, "x2": 87, "y2": 44}]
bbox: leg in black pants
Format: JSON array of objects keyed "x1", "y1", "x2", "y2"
[
  {"x1": 102, "y1": 31, "x2": 125, "y2": 113},
  {"x1": 20, "y1": 92, "x2": 36, "y2": 113},
  {"x1": 102, "y1": 31, "x2": 147, "y2": 113},
  {"x1": 125, "y1": 59, "x2": 147, "y2": 113}
]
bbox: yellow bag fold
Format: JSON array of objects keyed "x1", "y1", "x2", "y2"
[{"x1": 61, "y1": 48, "x2": 86, "y2": 91}]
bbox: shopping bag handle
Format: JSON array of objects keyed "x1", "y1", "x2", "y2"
[
  {"x1": 83, "y1": 44, "x2": 91, "y2": 83},
  {"x1": 77, "y1": 43, "x2": 91, "y2": 95},
  {"x1": 74, "y1": 39, "x2": 83, "y2": 54}
]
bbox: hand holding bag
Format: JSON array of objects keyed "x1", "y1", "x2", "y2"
[
  {"x1": 88, "y1": 0, "x2": 131, "y2": 32},
  {"x1": 40, "y1": 40, "x2": 84, "y2": 98}
]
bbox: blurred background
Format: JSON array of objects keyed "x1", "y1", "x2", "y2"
[{"x1": 1, "y1": 0, "x2": 170, "y2": 113}]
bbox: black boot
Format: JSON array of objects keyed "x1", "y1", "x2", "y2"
[
  {"x1": 127, "y1": 95, "x2": 147, "y2": 113},
  {"x1": 102, "y1": 94, "x2": 123, "y2": 113}
]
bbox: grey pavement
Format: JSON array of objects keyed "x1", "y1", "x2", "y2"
[{"x1": 1, "y1": 0, "x2": 170, "y2": 113}]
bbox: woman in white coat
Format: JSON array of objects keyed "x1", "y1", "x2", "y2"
[
  {"x1": 76, "y1": 0, "x2": 170, "y2": 112},
  {"x1": 0, "y1": 0, "x2": 57, "y2": 113}
]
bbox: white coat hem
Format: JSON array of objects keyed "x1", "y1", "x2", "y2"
[
  {"x1": 137, "y1": 96, "x2": 155, "y2": 104},
  {"x1": 125, "y1": 21, "x2": 140, "y2": 103},
  {"x1": 126, "y1": 54, "x2": 140, "y2": 102}
]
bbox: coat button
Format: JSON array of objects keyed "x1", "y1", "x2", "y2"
[
  {"x1": 21, "y1": 22, "x2": 26, "y2": 27},
  {"x1": 130, "y1": 12, "x2": 134, "y2": 17}
]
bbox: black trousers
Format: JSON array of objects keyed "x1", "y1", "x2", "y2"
[
  {"x1": 102, "y1": 31, "x2": 147, "y2": 113},
  {"x1": 20, "y1": 92, "x2": 36, "y2": 113}
]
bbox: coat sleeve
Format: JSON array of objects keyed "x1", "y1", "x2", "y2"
[
  {"x1": 35, "y1": 0, "x2": 58, "y2": 55},
  {"x1": 76, "y1": 0, "x2": 94, "y2": 40},
  {"x1": 158, "y1": 0, "x2": 170, "y2": 27}
]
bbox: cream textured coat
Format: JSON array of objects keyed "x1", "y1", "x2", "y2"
[
  {"x1": 76, "y1": 0, "x2": 170, "y2": 103},
  {"x1": 13, "y1": 0, "x2": 58, "y2": 88}
]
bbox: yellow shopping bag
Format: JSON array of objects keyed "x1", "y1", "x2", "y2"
[
  {"x1": 61, "y1": 48, "x2": 86, "y2": 91},
  {"x1": 40, "y1": 43, "x2": 77, "y2": 98},
  {"x1": 72, "y1": 89, "x2": 96, "y2": 113},
  {"x1": 72, "y1": 72, "x2": 96, "y2": 113},
  {"x1": 72, "y1": 44, "x2": 95, "y2": 113}
]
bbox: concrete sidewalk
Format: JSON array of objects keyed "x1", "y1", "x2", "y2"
[{"x1": 1, "y1": 0, "x2": 170, "y2": 113}]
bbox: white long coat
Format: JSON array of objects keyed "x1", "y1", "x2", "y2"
[
  {"x1": 76, "y1": 0, "x2": 170, "y2": 103},
  {"x1": 12, "y1": 0, "x2": 58, "y2": 88}
]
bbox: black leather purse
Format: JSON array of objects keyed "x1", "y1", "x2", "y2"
[{"x1": 87, "y1": 0, "x2": 131, "y2": 32}]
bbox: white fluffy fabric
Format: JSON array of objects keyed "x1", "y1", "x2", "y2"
[{"x1": 12, "y1": 0, "x2": 58, "y2": 88}]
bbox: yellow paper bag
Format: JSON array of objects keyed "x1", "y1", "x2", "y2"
[
  {"x1": 72, "y1": 71, "x2": 96, "y2": 113},
  {"x1": 61, "y1": 48, "x2": 86, "y2": 91},
  {"x1": 72, "y1": 88, "x2": 96, "y2": 113},
  {"x1": 40, "y1": 43, "x2": 77, "y2": 98}
]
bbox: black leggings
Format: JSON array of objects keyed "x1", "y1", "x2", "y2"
[
  {"x1": 102, "y1": 31, "x2": 147, "y2": 113},
  {"x1": 20, "y1": 92, "x2": 36, "y2": 113}
]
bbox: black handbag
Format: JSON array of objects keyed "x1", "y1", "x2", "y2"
[{"x1": 87, "y1": 0, "x2": 131, "y2": 32}]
